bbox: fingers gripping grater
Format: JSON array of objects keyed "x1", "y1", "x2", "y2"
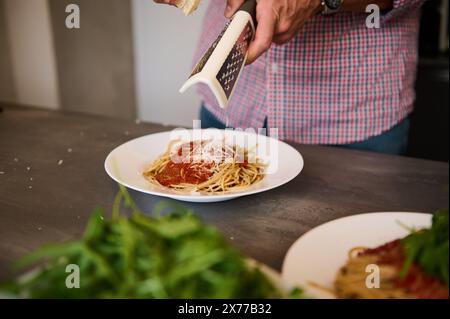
[{"x1": 179, "y1": 0, "x2": 257, "y2": 109}]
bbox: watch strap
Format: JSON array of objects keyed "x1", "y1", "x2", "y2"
[{"x1": 321, "y1": 0, "x2": 343, "y2": 15}]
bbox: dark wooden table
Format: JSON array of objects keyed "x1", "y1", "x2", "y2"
[{"x1": 0, "y1": 104, "x2": 448, "y2": 280}]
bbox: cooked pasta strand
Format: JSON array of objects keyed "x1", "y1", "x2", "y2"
[{"x1": 143, "y1": 140, "x2": 266, "y2": 194}]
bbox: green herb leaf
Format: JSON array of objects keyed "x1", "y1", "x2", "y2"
[
  {"x1": 401, "y1": 209, "x2": 449, "y2": 284},
  {"x1": 1, "y1": 187, "x2": 291, "y2": 299}
]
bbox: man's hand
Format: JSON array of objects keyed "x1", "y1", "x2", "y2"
[
  {"x1": 153, "y1": 0, "x2": 178, "y2": 6},
  {"x1": 226, "y1": 0, "x2": 322, "y2": 64}
]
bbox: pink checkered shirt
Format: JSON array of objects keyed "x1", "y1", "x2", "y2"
[{"x1": 194, "y1": 0, "x2": 424, "y2": 144}]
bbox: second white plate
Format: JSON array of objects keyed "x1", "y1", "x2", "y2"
[{"x1": 281, "y1": 212, "x2": 432, "y2": 299}]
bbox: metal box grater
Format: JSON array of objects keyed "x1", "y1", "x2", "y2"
[{"x1": 180, "y1": 0, "x2": 257, "y2": 109}]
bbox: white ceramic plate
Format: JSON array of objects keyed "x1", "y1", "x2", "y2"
[
  {"x1": 281, "y1": 212, "x2": 432, "y2": 299},
  {"x1": 104, "y1": 129, "x2": 304, "y2": 203}
]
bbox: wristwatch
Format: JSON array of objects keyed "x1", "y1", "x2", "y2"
[{"x1": 321, "y1": 0, "x2": 343, "y2": 15}]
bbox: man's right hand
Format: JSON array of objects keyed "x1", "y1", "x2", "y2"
[{"x1": 153, "y1": 0, "x2": 178, "y2": 6}]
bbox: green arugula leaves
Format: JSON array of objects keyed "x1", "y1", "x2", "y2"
[
  {"x1": 1, "y1": 186, "x2": 283, "y2": 299},
  {"x1": 401, "y1": 209, "x2": 449, "y2": 284}
]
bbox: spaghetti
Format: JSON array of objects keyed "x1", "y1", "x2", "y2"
[
  {"x1": 334, "y1": 240, "x2": 449, "y2": 299},
  {"x1": 143, "y1": 140, "x2": 266, "y2": 193}
]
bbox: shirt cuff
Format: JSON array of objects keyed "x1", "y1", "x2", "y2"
[{"x1": 382, "y1": 0, "x2": 426, "y2": 22}]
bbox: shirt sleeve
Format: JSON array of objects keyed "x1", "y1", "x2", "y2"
[{"x1": 382, "y1": 0, "x2": 427, "y2": 22}]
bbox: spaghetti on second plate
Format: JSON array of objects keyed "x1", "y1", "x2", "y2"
[
  {"x1": 333, "y1": 212, "x2": 449, "y2": 299},
  {"x1": 143, "y1": 140, "x2": 266, "y2": 194}
]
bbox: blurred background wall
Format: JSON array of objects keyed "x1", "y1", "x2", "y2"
[
  {"x1": 132, "y1": 0, "x2": 206, "y2": 126},
  {"x1": 408, "y1": 0, "x2": 449, "y2": 162},
  {"x1": 0, "y1": 0, "x2": 205, "y2": 124},
  {"x1": 1, "y1": 0, "x2": 59, "y2": 109},
  {"x1": 48, "y1": 0, "x2": 136, "y2": 119},
  {"x1": 0, "y1": 0, "x2": 15, "y2": 103}
]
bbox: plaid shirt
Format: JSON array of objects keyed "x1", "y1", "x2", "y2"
[{"x1": 194, "y1": 0, "x2": 424, "y2": 144}]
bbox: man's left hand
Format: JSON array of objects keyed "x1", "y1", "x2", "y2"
[{"x1": 225, "y1": 0, "x2": 322, "y2": 64}]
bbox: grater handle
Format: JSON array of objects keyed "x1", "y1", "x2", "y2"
[{"x1": 238, "y1": 0, "x2": 257, "y2": 26}]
